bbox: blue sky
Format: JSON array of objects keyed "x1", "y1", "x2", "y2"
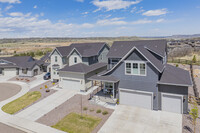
[{"x1": 0, "y1": 0, "x2": 200, "y2": 38}]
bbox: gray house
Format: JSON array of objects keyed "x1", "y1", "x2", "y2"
[
  {"x1": 0, "y1": 56, "x2": 41, "y2": 77},
  {"x1": 49, "y1": 42, "x2": 110, "y2": 91},
  {"x1": 89, "y1": 40, "x2": 192, "y2": 114}
]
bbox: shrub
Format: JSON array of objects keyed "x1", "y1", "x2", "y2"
[
  {"x1": 176, "y1": 64, "x2": 179, "y2": 67},
  {"x1": 90, "y1": 109, "x2": 94, "y2": 112},
  {"x1": 96, "y1": 109, "x2": 101, "y2": 113},
  {"x1": 83, "y1": 107, "x2": 88, "y2": 111},
  {"x1": 102, "y1": 111, "x2": 108, "y2": 115}
]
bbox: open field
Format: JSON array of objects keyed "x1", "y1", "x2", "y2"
[{"x1": 0, "y1": 37, "x2": 158, "y2": 56}]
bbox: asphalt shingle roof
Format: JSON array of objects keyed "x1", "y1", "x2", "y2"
[
  {"x1": 59, "y1": 62, "x2": 107, "y2": 74},
  {"x1": 158, "y1": 64, "x2": 193, "y2": 86},
  {"x1": 0, "y1": 56, "x2": 39, "y2": 69},
  {"x1": 55, "y1": 42, "x2": 107, "y2": 57},
  {"x1": 107, "y1": 40, "x2": 167, "y2": 58}
]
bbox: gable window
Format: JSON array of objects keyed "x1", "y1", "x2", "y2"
[
  {"x1": 125, "y1": 61, "x2": 146, "y2": 76},
  {"x1": 125, "y1": 63, "x2": 131, "y2": 74},
  {"x1": 55, "y1": 56, "x2": 58, "y2": 62},
  {"x1": 74, "y1": 57, "x2": 77, "y2": 63}
]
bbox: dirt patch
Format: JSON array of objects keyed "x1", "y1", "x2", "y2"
[
  {"x1": 0, "y1": 83, "x2": 21, "y2": 102},
  {"x1": 37, "y1": 94, "x2": 114, "y2": 133},
  {"x1": 9, "y1": 76, "x2": 36, "y2": 83}
]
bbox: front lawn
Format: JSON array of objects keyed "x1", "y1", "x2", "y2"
[
  {"x1": 2, "y1": 91, "x2": 41, "y2": 114},
  {"x1": 52, "y1": 113, "x2": 101, "y2": 133}
]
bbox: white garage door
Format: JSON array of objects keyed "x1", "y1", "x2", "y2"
[
  {"x1": 62, "y1": 78, "x2": 81, "y2": 90},
  {"x1": 120, "y1": 89, "x2": 153, "y2": 110},
  {"x1": 162, "y1": 93, "x2": 182, "y2": 114},
  {"x1": 4, "y1": 68, "x2": 17, "y2": 76}
]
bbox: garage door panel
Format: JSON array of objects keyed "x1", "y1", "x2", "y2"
[
  {"x1": 120, "y1": 90, "x2": 152, "y2": 110},
  {"x1": 62, "y1": 78, "x2": 81, "y2": 90},
  {"x1": 162, "y1": 94, "x2": 182, "y2": 114}
]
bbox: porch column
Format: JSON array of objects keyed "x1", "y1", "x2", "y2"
[{"x1": 113, "y1": 82, "x2": 115, "y2": 99}]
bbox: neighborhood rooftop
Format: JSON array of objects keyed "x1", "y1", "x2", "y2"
[
  {"x1": 54, "y1": 42, "x2": 107, "y2": 57},
  {"x1": 59, "y1": 62, "x2": 107, "y2": 74}
]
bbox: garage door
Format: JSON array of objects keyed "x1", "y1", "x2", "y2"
[
  {"x1": 162, "y1": 93, "x2": 182, "y2": 114},
  {"x1": 62, "y1": 78, "x2": 81, "y2": 90},
  {"x1": 120, "y1": 89, "x2": 153, "y2": 110},
  {"x1": 4, "y1": 68, "x2": 17, "y2": 76}
]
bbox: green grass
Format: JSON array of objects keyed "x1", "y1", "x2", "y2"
[
  {"x1": 52, "y1": 113, "x2": 101, "y2": 133},
  {"x1": 2, "y1": 91, "x2": 41, "y2": 114}
]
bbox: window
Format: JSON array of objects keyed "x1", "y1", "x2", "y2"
[
  {"x1": 132, "y1": 63, "x2": 139, "y2": 74},
  {"x1": 22, "y1": 68, "x2": 28, "y2": 74},
  {"x1": 125, "y1": 61, "x2": 146, "y2": 76},
  {"x1": 55, "y1": 56, "x2": 57, "y2": 62},
  {"x1": 125, "y1": 63, "x2": 131, "y2": 74},
  {"x1": 74, "y1": 57, "x2": 77, "y2": 63},
  {"x1": 140, "y1": 63, "x2": 146, "y2": 75}
]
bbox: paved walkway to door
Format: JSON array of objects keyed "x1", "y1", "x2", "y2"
[
  {"x1": 15, "y1": 87, "x2": 77, "y2": 121},
  {"x1": 98, "y1": 105, "x2": 182, "y2": 133}
]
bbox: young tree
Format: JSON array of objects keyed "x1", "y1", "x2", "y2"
[
  {"x1": 189, "y1": 98, "x2": 199, "y2": 133},
  {"x1": 192, "y1": 55, "x2": 197, "y2": 63}
]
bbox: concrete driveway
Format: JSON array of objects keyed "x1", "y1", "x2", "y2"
[{"x1": 98, "y1": 105, "x2": 182, "y2": 133}]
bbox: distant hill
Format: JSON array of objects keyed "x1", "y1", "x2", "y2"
[{"x1": 168, "y1": 34, "x2": 200, "y2": 39}]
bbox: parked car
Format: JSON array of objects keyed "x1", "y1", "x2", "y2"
[{"x1": 43, "y1": 72, "x2": 51, "y2": 80}]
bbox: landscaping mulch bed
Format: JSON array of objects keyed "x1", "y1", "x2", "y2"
[
  {"x1": 15, "y1": 81, "x2": 57, "y2": 114},
  {"x1": 9, "y1": 76, "x2": 37, "y2": 83},
  {"x1": 37, "y1": 94, "x2": 114, "y2": 133}
]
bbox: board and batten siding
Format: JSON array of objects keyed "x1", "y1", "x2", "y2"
[
  {"x1": 108, "y1": 49, "x2": 160, "y2": 110},
  {"x1": 50, "y1": 50, "x2": 64, "y2": 81},
  {"x1": 98, "y1": 45, "x2": 109, "y2": 63},
  {"x1": 69, "y1": 51, "x2": 82, "y2": 66}
]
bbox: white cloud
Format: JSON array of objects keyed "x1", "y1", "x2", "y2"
[
  {"x1": 8, "y1": 12, "x2": 31, "y2": 17},
  {"x1": 131, "y1": 7, "x2": 137, "y2": 13},
  {"x1": 5, "y1": 5, "x2": 13, "y2": 11},
  {"x1": 33, "y1": 5, "x2": 37, "y2": 9},
  {"x1": 142, "y1": 8, "x2": 168, "y2": 16},
  {"x1": 96, "y1": 17, "x2": 127, "y2": 26},
  {"x1": 92, "y1": 0, "x2": 141, "y2": 11},
  {"x1": 0, "y1": 0, "x2": 21, "y2": 3},
  {"x1": 76, "y1": 0, "x2": 84, "y2": 2},
  {"x1": 82, "y1": 12, "x2": 89, "y2": 15}
]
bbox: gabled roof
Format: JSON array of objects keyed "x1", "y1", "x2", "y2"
[
  {"x1": 50, "y1": 42, "x2": 108, "y2": 57},
  {"x1": 70, "y1": 42, "x2": 107, "y2": 57},
  {"x1": 107, "y1": 40, "x2": 166, "y2": 58},
  {"x1": 40, "y1": 52, "x2": 50, "y2": 62},
  {"x1": 0, "y1": 56, "x2": 40, "y2": 69},
  {"x1": 59, "y1": 62, "x2": 107, "y2": 74},
  {"x1": 103, "y1": 40, "x2": 166, "y2": 74},
  {"x1": 158, "y1": 64, "x2": 193, "y2": 87}
]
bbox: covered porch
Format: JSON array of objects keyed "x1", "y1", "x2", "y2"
[{"x1": 88, "y1": 75, "x2": 119, "y2": 104}]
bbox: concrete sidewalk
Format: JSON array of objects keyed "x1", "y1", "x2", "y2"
[
  {"x1": 29, "y1": 73, "x2": 48, "y2": 89},
  {"x1": 16, "y1": 88, "x2": 77, "y2": 121},
  {"x1": 0, "y1": 81, "x2": 29, "y2": 116},
  {"x1": 0, "y1": 114, "x2": 65, "y2": 133}
]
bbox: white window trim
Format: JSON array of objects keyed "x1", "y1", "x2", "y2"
[
  {"x1": 74, "y1": 57, "x2": 77, "y2": 63},
  {"x1": 125, "y1": 60, "x2": 147, "y2": 76}
]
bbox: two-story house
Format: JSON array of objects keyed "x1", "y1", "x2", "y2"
[
  {"x1": 88, "y1": 40, "x2": 192, "y2": 114},
  {"x1": 49, "y1": 42, "x2": 110, "y2": 91}
]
